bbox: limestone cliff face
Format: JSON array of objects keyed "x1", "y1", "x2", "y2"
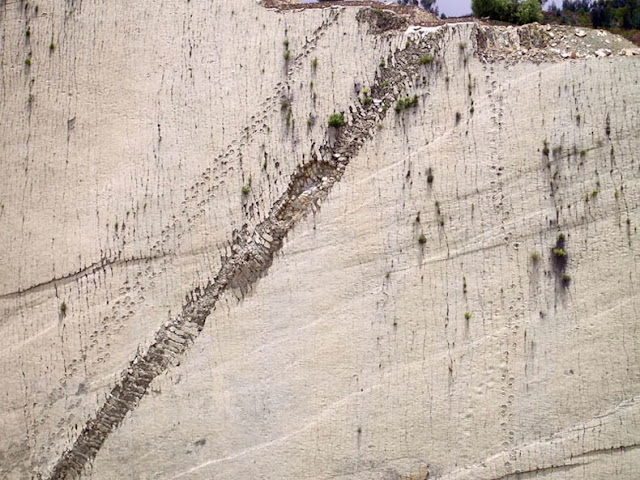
[{"x1": 1, "y1": 1, "x2": 639, "y2": 479}]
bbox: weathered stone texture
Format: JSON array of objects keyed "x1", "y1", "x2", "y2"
[{"x1": 0, "y1": 1, "x2": 639, "y2": 479}]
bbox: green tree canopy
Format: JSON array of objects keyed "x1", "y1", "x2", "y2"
[{"x1": 472, "y1": 0, "x2": 543, "y2": 24}]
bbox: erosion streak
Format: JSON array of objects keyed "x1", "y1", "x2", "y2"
[{"x1": 47, "y1": 23, "x2": 446, "y2": 480}]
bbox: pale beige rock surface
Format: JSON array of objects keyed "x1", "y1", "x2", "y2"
[{"x1": 1, "y1": 1, "x2": 639, "y2": 479}]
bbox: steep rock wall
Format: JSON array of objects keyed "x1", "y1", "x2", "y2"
[{"x1": 0, "y1": 1, "x2": 639, "y2": 479}]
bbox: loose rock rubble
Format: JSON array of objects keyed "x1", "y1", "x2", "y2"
[{"x1": 478, "y1": 23, "x2": 640, "y2": 63}]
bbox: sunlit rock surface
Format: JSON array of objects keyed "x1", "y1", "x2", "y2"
[{"x1": 1, "y1": 1, "x2": 639, "y2": 479}]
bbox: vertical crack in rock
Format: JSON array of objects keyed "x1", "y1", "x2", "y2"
[{"x1": 47, "y1": 24, "x2": 447, "y2": 480}]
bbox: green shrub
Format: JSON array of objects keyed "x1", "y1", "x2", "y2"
[
  {"x1": 49, "y1": 41, "x2": 55, "y2": 51},
  {"x1": 516, "y1": 0, "x2": 542, "y2": 24},
  {"x1": 418, "y1": 233, "x2": 427, "y2": 244},
  {"x1": 60, "y1": 301, "x2": 67, "y2": 314},
  {"x1": 311, "y1": 57, "x2": 318, "y2": 69},
  {"x1": 241, "y1": 184, "x2": 250, "y2": 195},
  {"x1": 328, "y1": 112, "x2": 345, "y2": 128},
  {"x1": 464, "y1": 312, "x2": 472, "y2": 320},
  {"x1": 552, "y1": 248, "x2": 567, "y2": 258},
  {"x1": 419, "y1": 53, "x2": 434, "y2": 65},
  {"x1": 472, "y1": 0, "x2": 541, "y2": 24},
  {"x1": 394, "y1": 94, "x2": 419, "y2": 113},
  {"x1": 530, "y1": 251, "x2": 541, "y2": 263},
  {"x1": 283, "y1": 50, "x2": 291, "y2": 60}
]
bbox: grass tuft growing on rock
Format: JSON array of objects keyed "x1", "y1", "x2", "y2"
[
  {"x1": 419, "y1": 53, "x2": 434, "y2": 65},
  {"x1": 394, "y1": 94, "x2": 419, "y2": 113},
  {"x1": 328, "y1": 112, "x2": 344, "y2": 128}
]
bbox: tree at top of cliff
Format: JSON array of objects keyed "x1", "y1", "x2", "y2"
[{"x1": 472, "y1": 0, "x2": 544, "y2": 24}]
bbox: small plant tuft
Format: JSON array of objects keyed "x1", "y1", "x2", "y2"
[
  {"x1": 241, "y1": 184, "x2": 250, "y2": 195},
  {"x1": 328, "y1": 112, "x2": 345, "y2": 128},
  {"x1": 464, "y1": 312, "x2": 472, "y2": 320},
  {"x1": 394, "y1": 94, "x2": 419, "y2": 113},
  {"x1": 552, "y1": 248, "x2": 567, "y2": 258},
  {"x1": 60, "y1": 301, "x2": 67, "y2": 314},
  {"x1": 530, "y1": 251, "x2": 541, "y2": 263},
  {"x1": 283, "y1": 50, "x2": 291, "y2": 61},
  {"x1": 49, "y1": 41, "x2": 55, "y2": 51},
  {"x1": 25, "y1": 57, "x2": 31, "y2": 66},
  {"x1": 311, "y1": 57, "x2": 318, "y2": 69},
  {"x1": 561, "y1": 273, "x2": 571, "y2": 287},
  {"x1": 419, "y1": 53, "x2": 434, "y2": 65},
  {"x1": 458, "y1": 41, "x2": 467, "y2": 50},
  {"x1": 418, "y1": 233, "x2": 427, "y2": 245}
]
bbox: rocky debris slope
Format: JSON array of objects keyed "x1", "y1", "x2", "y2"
[{"x1": 478, "y1": 22, "x2": 640, "y2": 63}]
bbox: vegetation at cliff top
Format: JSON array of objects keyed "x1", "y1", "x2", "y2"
[
  {"x1": 472, "y1": 0, "x2": 544, "y2": 24},
  {"x1": 544, "y1": 0, "x2": 640, "y2": 45}
]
